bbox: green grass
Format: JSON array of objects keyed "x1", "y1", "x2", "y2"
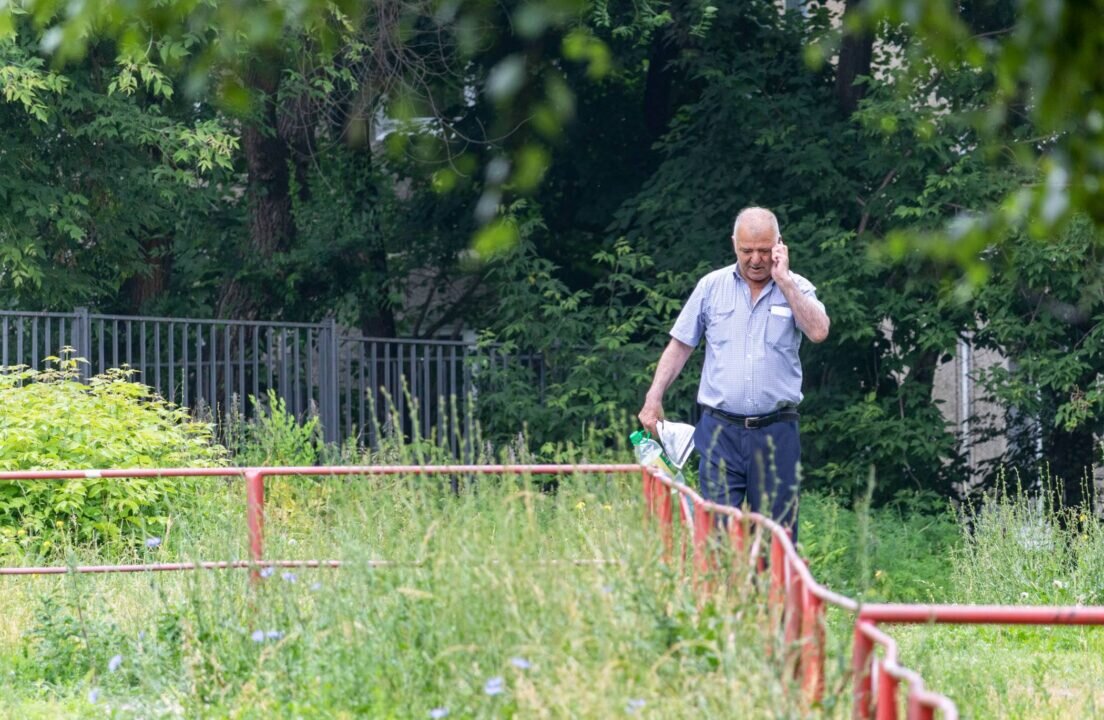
[
  {"x1": 1, "y1": 459, "x2": 1102, "y2": 719},
  {"x1": 0, "y1": 472, "x2": 842, "y2": 718}
]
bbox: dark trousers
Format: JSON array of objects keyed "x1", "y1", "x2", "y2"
[{"x1": 693, "y1": 410, "x2": 801, "y2": 543}]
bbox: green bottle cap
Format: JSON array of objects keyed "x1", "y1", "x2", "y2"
[{"x1": 629, "y1": 430, "x2": 650, "y2": 446}]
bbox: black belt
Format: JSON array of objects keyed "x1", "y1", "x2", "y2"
[{"x1": 703, "y1": 405, "x2": 799, "y2": 429}]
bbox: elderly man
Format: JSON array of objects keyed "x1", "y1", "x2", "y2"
[{"x1": 637, "y1": 207, "x2": 829, "y2": 541}]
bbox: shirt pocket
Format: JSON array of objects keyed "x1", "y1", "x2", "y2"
[
  {"x1": 766, "y1": 305, "x2": 797, "y2": 349},
  {"x1": 705, "y1": 296, "x2": 737, "y2": 350}
]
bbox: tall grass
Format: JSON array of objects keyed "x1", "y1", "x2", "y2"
[{"x1": 0, "y1": 470, "x2": 845, "y2": 718}]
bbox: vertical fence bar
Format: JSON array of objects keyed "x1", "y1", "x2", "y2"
[
  {"x1": 16, "y1": 317, "x2": 24, "y2": 372},
  {"x1": 344, "y1": 338, "x2": 353, "y2": 439},
  {"x1": 876, "y1": 661, "x2": 899, "y2": 720},
  {"x1": 97, "y1": 318, "x2": 105, "y2": 375},
  {"x1": 140, "y1": 321, "x2": 147, "y2": 384},
  {"x1": 182, "y1": 323, "x2": 189, "y2": 407},
  {"x1": 853, "y1": 624, "x2": 875, "y2": 720},
  {"x1": 245, "y1": 469, "x2": 265, "y2": 584},
  {"x1": 209, "y1": 324, "x2": 217, "y2": 417},
  {"x1": 252, "y1": 327, "x2": 260, "y2": 409},
  {"x1": 154, "y1": 323, "x2": 162, "y2": 395},
  {"x1": 692, "y1": 502, "x2": 712, "y2": 577},
  {"x1": 358, "y1": 341, "x2": 367, "y2": 442},
  {"x1": 195, "y1": 323, "x2": 203, "y2": 410},
  {"x1": 31, "y1": 318, "x2": 38, "y2": 369},
  {"x1": 125, "y1": 320, "x2": 133, "y2": 368},
  {"x1": 224, "y1": 324, "x2": 232, "y2": 422},
  {"x1": 238, "y1": 326, "x2": 246, "y2": 411},
  {"x1": 292, "y1": 328, "x2": 301, "y2": 419},
  {"x1": 319, "y1": 319, "x2": 339, "y2": 444},
  {"x1": 801, "y1": 589, "x2": 826, "y2": 704},
  {"x1": 396, "y1": 343, "x2": 405, "y2": 430},
  {"x1": 168, "y1": 323, "x2": 175, "y2": 404},
  {"x1": 112, "y1": 319, "x2": 119, "y2": 369},
  {"x1": 43, "y1": 318, "x2": 50, "y2": 364},
  {"x1": 2, "y1": 316, "x2": 8, "y2": 366},
  {"x1": 770, "y1": 535, "x2": 786, "y2": 611},
  {"x1": 75, "y1": 307, "x2": 91, "y2": 380}
]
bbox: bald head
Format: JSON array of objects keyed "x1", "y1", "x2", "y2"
[
  {"x1": 731, "y1": 207, "x2": 781, "y2": 287},
  {"x1": 732, "y1": 207, "x2": 780, "y2": 244}
]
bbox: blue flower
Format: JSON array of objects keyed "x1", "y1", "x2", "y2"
[
  {"x1": 251, "y1": 630, "x2": 265, "y2": 643},
  {"x1": 281, "y1": 572, "x2": 297, "y2": 583},
  {"x1": 509, "y1": 657, "x2": 531, "y2": 670},
  {"x1": 484, "y1": 676, "x2": 505, "y2": 696},
  {"x1": 265, "y1": 630, "x2": 284, "y2": 641},
  {"x1": 108, "y1": 654, "x2": 123, "y2": 672},
  {"x1": 259, "y1": 566, "x2": 275, "y2": 579},
  {"x1": 429, "y1": 708, "x2": 449, "y2": 719},
  {"x1": 309, "y1": 582, "x2": 322, "y2": 591},
  {"x1": 626, "y1": 698, "x2": 646, "y2": 713},
  {"x1": 145, "y1": 537, "x2": 161, "y2": 549},
  {"x1": 88, "y1": 688, "x2": 100, "y2": 704}
]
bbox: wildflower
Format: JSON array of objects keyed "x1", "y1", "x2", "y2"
[
  {"x1": 602, "y1": 504, "x2": 613, "y2": 511},
  {"x1": 310, "y1": 582, "x2": 322, "y2": 591},
  {"x1": 575, "y1": 501, "x2": 586, "y2": 511},
  {"x1": 281, "y1": 572, "x2": 297, "y2": 583},
  {"x1": 1020, "y1": 592, "x2": 1029, "y2": 600},
  {"x1": 626, "y1": 698, "x2": 646, "y2": 713},
  {"x1": 429, "y1": 709, "x2": 449, "y2": 719},
  {"x1": 260, "y1": 566, "x2": 276, "y2": 579},
  {"x1": 145, "y1": 537, "x2": 162, "y2": 549},
  {"x1": 484, "y1": 676, "x2": 505, "y2": 696},
  {"x1": 265, "y1": 630, "x2": 284, "y2": 641},
  {"x1": 251, "y1": 630, "x2": 266, "y2": 643},
  {"x1": 601, "y1": 584, "x2": 614, "y2": 594},
  {"x1": 108, "y1": 654, "x2": 123, "y2": 672},
  {"x1": 88, "y1": 688, "x2": 100, "y2": 704},
  {"x1": 1053, "y1": 579, "x2": 1065, "y2": 589},
  {"x1": 510, "y1": 657, "x2": 531, "y2": 670}
]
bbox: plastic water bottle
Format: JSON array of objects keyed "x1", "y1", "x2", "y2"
[{"x1": 630, "y1": 430, "x2": 685, "y2": 483}]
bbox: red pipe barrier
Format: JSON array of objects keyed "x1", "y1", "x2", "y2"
[
  {"x1": 852, "y1": 624, "x2": 875, "y2": 719},
  {"x1": 246, "y1": 469, "x2": 265, "y2": 583},
  {"x1": 801, "y1": 587, "x2": 825, "y2": 703},
  {"x1": 7, "y1": 462, "x2": 1104, "y2": 719},
  {"x1": 876, "y1": 659, "x2": 899, "y2": 720}
]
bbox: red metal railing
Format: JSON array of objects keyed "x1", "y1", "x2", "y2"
[
  {"x1": 642, "y1": 466, "x2": 1104, "y2": 720},
  {"x1": 5, "y1": 463, "x2": 1104, "y2": 719}
]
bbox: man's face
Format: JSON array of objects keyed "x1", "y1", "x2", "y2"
[{"x1": 733, "y1": 227, "x2": 776, "y2": 284}]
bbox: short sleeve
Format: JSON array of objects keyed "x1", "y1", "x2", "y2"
[
  {"x1": 670, "y1": 279, "x2": 707, "y2": 348},
  {"x1": 790, "y1": 273, "x2": 827, "y2": 329}
]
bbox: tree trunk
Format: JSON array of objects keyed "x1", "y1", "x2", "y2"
[
  {"x1": 643, "y1": 27, "x2": 680, "y2": 139},
  {"x1": 123, "y1": 233, "x2": 172, "y2": 312},
  {"x1": 219, "y1": 57, "x2": 295, "y2": 318},
  {"x1": 835, "y1": 0, "x2": 874, "y2": 115}
]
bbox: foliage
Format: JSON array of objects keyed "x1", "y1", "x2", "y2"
[
  {"x1": 227, "y1": 390, "x2": 321, "y2": 468},
  {"x1": 855, "y1": 0, "x2": 1104, "y2": 250},
  {"x1": 0, "y1": 353, "x2": 225, "y2": 554}
]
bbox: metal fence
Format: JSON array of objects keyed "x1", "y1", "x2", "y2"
[{"x1": 0, "y1": 309, "x2": 544, "y2": 451}]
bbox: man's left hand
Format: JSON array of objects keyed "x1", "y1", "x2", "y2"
[{"x1": 771, "y1": 239, "x2": 790, "y2": 285}]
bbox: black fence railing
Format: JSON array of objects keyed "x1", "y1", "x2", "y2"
[{"x1": 0, "y1": 309, "x2": 544, "y2": 453}]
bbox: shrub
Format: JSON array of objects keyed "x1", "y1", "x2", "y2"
[
  {"x1": 0, "y1": 353, "x2": 226, "y2": 554},
  {"x1": 228, "y1": 389, "x2": 321, "y2": 467}
]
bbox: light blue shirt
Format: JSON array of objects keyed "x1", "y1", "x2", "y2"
[{"x1": 670, "y1": 264, "x2": 824, "y2": 416}]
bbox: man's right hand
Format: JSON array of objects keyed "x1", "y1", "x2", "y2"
[{"x1": 638, "y1": 398, "x2": 664, "y2": 436}]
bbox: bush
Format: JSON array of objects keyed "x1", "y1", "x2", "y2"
[
  {"x1": 227, "y1": 389, "x2": 321, "y2": 467},
  {"x1": 0, "y1": 353, "x2": 226, "y2": 554}
]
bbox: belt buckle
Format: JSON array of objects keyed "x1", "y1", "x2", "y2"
[{"x1": 744, "y1": 416, "x2": 757, "y2": 429}]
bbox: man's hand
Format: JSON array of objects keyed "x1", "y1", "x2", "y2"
[
  {"x1": 771, "y1": 237, "x2": 790, "y2": 285},
  {"x1": 638, "y1": 397, "x2": 664, "y2": 436}
]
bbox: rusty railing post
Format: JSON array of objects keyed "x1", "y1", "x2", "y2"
[
  {"x1": 876, "y1": 660, "x2": 898, "y2": 720},
  {"x1": 801, "y1": 588, "x2": 826, "y2": 704},
  {"x1": 692, "y1": 502, "x2": 712, "y2": 578},
  {"x1": 656, "y1": 482, "x2": 674, "y2": 561},
  {"x1": 853, "y1": 623, "x2": 875, "y2": 720},
  {"x1": 785, "y1": 566, "x2": 804, "y2": 676},
  {"x1": 246, "y1": 468, "x2": 265, "y2": 583}
]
